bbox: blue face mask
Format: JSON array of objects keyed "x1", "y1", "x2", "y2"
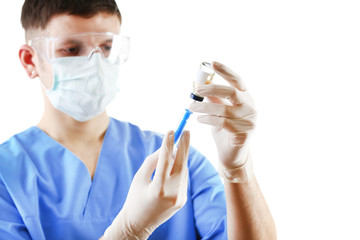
[{"x1": 44, "y1": 53, "x2": 120, "y2": 122}]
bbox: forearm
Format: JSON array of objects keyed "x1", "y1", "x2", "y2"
[{"x1": 224, "y1": 177, "x2": 276, "y2": 240}]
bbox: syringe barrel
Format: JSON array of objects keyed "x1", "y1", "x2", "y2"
[{"x1": 174, "y1": 109, "x2": 193, "y2": 146}]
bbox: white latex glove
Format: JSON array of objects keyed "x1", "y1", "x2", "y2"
[
  {"x1": 102, "y1": 130, "x2": 190, "y2": 240},
  {"x1": 189, "y1": 61, "x2": 256, "y2": 170}
]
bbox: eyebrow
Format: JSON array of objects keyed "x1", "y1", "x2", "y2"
[
  {"x1": 57, "y1": 39, "x2": 83, "y2": 45},
  {"x1": 101, "y1": 39, "x2": 113, "y2": 44}
]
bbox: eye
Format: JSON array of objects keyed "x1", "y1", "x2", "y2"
[
  {"x1": 60, "y1": 47, "x2": 80, "y2": 56},
  {"x1": 103, "y1": 45, "x2": 112, "y2": 51},
  {"x1": 101, "y1": 43, "x2": 112, "y2": 52},
  {"x1": 54, "y1": 42, "x2": 83, "y2": 58},
  {"x1": 66, "y1": 47, "x2": 78, "y2": 53},
  {"x1": 100, "y1": 42, "x2": 113, "y2": 57}
]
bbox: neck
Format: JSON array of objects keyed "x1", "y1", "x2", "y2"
[{"x1": 38, "y1": 93, "x2": 110, "y2": 144}]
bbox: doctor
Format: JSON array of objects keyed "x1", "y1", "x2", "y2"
[{"x1": 0, "y1": 0, "x2": 276, "y2": 239}]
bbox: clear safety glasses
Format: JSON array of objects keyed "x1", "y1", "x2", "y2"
[{"x1": 28, "y1": 32, "x2": 130, "y2": 64}]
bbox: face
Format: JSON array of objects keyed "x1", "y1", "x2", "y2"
[{"x1": 22, "y1": 12, "x2": 121, "y2": 88}]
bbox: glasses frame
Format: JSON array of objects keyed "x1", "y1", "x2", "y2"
[{"x1": 28, "y1": 32, "x2": 130, "y2": 64}]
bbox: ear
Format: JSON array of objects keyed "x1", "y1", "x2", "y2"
[{"x1": 19, "y1": 45, "x2": 38, "y2": 79}]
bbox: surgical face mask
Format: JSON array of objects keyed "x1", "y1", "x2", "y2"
[
  {"x1": 28, "y1": 32, "x2": 130, "y2": 121},
  {"x1": 44, "y1": 53, "x2": 120, "y2": 122}
]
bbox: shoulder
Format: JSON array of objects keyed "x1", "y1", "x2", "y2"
[
  {"x1": 0, "y1": 127, "x2": 40, "y2": 162},
  {"x1": 0, "y1": 127, "x2": 46, "y2": 184},
  {"x1": 110, "y1": 118, "x2": 162, "y2": 137},
  {"x1": 0, "y1": 127, "x2": 41, "y2": 203},
  {"x1": 109, "y1": 118, "x2": 164, "y2": 154}
]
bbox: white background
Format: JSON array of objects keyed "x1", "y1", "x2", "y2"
[{"x1": 1, "y1": 1, "x2": 360, "y2": 239}]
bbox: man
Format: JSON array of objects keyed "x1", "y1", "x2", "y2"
[{"x1": 0, "y1": 0, "x2": 276, "y2": 239}]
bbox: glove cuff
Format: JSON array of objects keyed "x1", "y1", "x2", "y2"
[
  {"x1": 218, "y1": 152, "x2": 254, "y2": 183},
  {"x1": 102, "y1": 211, "x2": 152, "y2": 240}
]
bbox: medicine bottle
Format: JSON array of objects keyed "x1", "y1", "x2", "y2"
[{"x1": 190, "y1": 62, "x2": 215, "y2": 102}]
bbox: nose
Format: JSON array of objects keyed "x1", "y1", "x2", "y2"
[{"x1": 87, "y1": 47, "x2": 103, "y2": 60}]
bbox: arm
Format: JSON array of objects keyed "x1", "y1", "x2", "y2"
[
  {"x1": 0, "y1": 178, "x2": 32, "y2": 240},
  {"x1": 189, "y1": 61, "x2": 276, "y2": 239},
  {"x1": 224, "y1": 173, "x2": 276, "y2": 239}
]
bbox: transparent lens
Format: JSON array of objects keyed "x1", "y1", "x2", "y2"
[{"x1": 29, "y1": 32, "x2": 130, "y2": 64}]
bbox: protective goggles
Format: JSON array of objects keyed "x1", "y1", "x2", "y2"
[{"x1": 28, "y1": 32, "x2": 130, "y2": 64}]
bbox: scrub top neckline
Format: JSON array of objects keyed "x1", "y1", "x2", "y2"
[{"x1": 31, "y1": 118, "x2": 113, "y2": 184}]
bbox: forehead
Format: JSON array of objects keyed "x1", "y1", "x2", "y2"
[{"x1": 40, "y1": 12, "x2": 121, "y2": 37}]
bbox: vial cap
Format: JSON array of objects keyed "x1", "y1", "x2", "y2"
[{"x1": 190, "y1": 93, "x2": 204, "y2": 102}]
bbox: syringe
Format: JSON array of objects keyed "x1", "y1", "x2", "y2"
[
  {"x1": 173, "y1": 62, "x2": 215, "y2": 146},
  {"x1": 174, "y1": 109, "x2": 193, "y2": 146}
]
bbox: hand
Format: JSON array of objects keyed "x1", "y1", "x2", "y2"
[
  {"x1": 102, "y1": 131, "x2": 190, "y2": 240},
  {"x1": 189, "y1": 61, "x2": 256, "y2": 169}
]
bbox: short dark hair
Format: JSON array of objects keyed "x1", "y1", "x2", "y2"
[{"x1": 21, "y1": 0, "x2": 121, "y2": 31}]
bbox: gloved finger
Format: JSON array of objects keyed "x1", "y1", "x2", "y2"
[
  {"x1": 195, "y1": 84, "x2": 248, "y2": 106},
  {"x1": 171, "y1": 131, "x2": 190, "y2": 175},
  {"x1": 174, "y1": 168, "x2": 189, "y2": 208},
  {"x1": 189, "y1": 101, "x2": 255, "y2": 119},
  {"x1": 196, "y1": 114, "x2": 256, "y2": 133},
  {"x1": 153, "y1": 131, "x2": 175, "y2": 185},
  {"x1": 206, "y1": 95, "x2": 224, "y2": 105},
  {"x1": 140, "y1": 150, "x2": 160, "y2": 182},
  {"x1": 212, "y1": 61, "x2": 247, "y2": 92}
]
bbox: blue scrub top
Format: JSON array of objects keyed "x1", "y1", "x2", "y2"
[{"x1": 0, "y1": 118, "x2": 227, "y2": 239}]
